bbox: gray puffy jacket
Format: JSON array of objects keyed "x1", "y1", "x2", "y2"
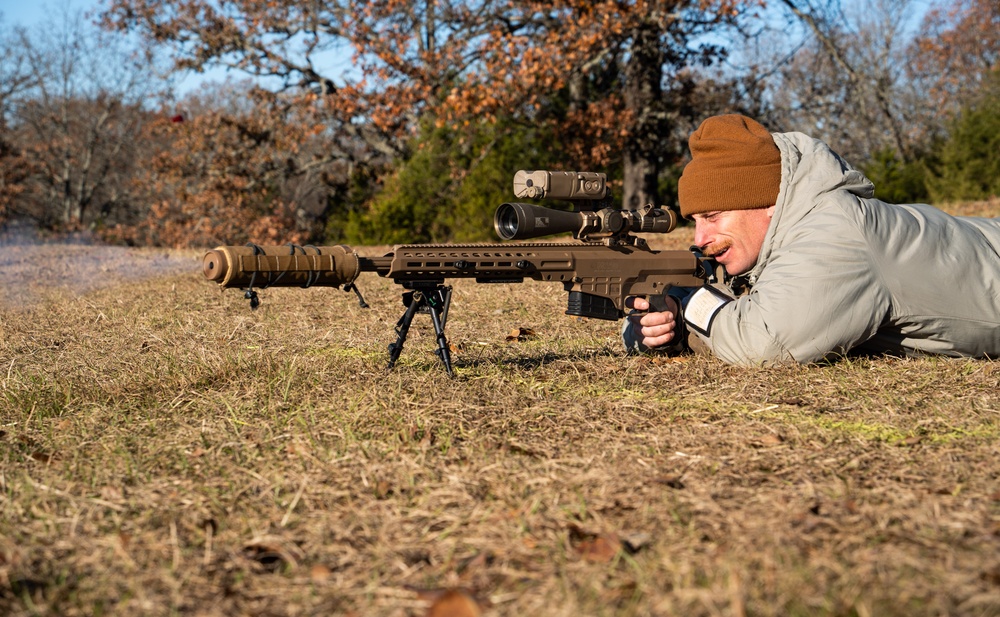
[{"x1": 631, "y1": 130, "x2": 1000, "y2": 365}]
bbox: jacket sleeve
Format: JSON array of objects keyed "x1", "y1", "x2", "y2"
[{"x1": 694, "y1": 211, "x2": 891, "y2": 365}]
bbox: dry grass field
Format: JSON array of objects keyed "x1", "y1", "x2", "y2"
[{"x1": 2, "y1": 200, "x2": 1000, "y2": 616}]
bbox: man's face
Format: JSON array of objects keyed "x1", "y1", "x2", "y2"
[{"x1": 691, "y1": 206, "x2": 775, "y2": 276}]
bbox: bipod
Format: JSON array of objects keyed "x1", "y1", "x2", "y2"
[{"x1": 387, "y1": 283, "x2": 454, "y2": 376}]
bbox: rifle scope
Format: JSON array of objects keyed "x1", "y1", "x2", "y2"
[{"x1": 494, "y1": 202, "x2": 678, "y2": 242}]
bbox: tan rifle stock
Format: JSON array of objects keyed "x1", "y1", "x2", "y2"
[{"x1": 202, "y1": 170, "x2": 713, "y2": 374}]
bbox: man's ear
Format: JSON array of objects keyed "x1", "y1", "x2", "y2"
[{"x1": 766, "y1": 204, "x2": 776, "y2": 219}]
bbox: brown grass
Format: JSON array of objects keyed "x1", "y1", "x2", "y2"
[{"x1": 2, "y1": 201, "x2": 1000, "y2": 616}]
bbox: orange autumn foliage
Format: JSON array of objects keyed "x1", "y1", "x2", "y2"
[
  {"x1": 103, "y1": 0, "x2": 759, "y2": 237},
  {"x1": 113, "y1": 91, "x2": 324, "y2": 248},
  {"x1": 911, "y1": 0, "x2": 1000, "y2": 117}
]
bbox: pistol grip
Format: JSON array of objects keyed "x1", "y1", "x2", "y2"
[{"x1": 647, "y1": 286, "x2": 674, "y2": 313}]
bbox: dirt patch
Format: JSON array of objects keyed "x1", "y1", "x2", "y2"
[{"x1": 0, "y1": 238, "x2": 198, "y2": 307}]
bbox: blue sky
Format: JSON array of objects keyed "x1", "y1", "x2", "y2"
[
  {"x1": 2, "y1": 0, "x2": 102, "y2": 31},
  {"x1": 1, "y1": 0, "x2": 233, "y2": 94}
]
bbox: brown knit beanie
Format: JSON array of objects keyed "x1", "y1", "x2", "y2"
[{"x1": 677, "y1": 114, "x2": 782, "y2": 218}]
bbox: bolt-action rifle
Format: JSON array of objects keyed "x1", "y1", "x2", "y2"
[{"x1": 203, "y1": 170, "x2": 716, "y2": 375}]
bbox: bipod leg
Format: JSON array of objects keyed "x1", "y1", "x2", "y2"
[
  {"x1": 426, "y1": 287, "x2": 454, "y2": 377},
  {"x1": 387, "y1": 290, "x2": 422, "y2": 371},
  {"x1": 386, "y1": 285, "x2": 455, "y2": 376}
]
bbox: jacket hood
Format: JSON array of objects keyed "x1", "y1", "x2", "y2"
[{"x1": 747, "y1": 132, "x2": 875, "y2": 284}]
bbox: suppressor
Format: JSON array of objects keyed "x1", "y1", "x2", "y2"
[{"x1": 202, "y1": 244, "x2": 361, "y2": 289}]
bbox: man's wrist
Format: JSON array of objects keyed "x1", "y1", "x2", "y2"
[{"x1": 683, "y1": 285, "x2": 735, "y2": 337}]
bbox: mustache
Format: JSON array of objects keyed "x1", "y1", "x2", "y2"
[{"x1": 700, "y1": 240, "x2": 733, "y2": 257}]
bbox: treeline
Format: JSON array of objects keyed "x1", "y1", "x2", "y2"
[{"x1": 0, "y1": 0, "x2": 997, "y2": 247}]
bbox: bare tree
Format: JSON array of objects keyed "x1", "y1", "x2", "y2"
[
  {"x1": 909, "y1": 0, "x2": 1000, "y2": 123},
  {"x1": 759, "y1": 0, "x2": 931, "y2": 163},
  {"x1": 7, "y1": 3, "x2": 168, "y2": 231},
  {"x1": 0, "y1": 21, "x2": 37, "y2": 220}
]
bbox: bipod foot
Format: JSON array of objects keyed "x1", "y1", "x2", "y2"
[
  {"x1": 244, "y1": 288, "x2": 260, "y2": 310},
  {"x1": 386, "y1": 284, "x2": 454, "y2": 376}
]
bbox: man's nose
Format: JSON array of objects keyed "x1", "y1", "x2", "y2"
[{"x1": 692, "y1": 222, "x2": 710, "y2": 249}]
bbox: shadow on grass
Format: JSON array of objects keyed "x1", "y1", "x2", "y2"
[{"x1": 455, "y1": 345, "x2": 622, "y2": 372}]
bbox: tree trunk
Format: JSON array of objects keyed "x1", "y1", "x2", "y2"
[{"x1": 622, "y1": 22, "x2": 663, "y2": 211}]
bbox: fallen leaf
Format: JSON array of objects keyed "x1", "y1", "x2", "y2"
[
  {"x1": 28, "y1": 451, "x2": 52, "y2": 464},
  {"x1": 649, "y1": 355, "x2": 689, "y2": 365},
  {"x1": 374, "y1": 480, "x2": 393, "y2": 499},
  {"x1": 654, "y1": 474, "x2": 686, "y2": 489},
  {"x1": 750, "y1": 433, "x2": 784, "y2": 448},
  {"x1": 242, "y1": 536, "x2": 304, "y2": 572},
  {"x1": 310, "y1": 564, "x2": 332, "y2": 583},
  {"x1": 569, "y1": 524, "x2": 622, "y2": 563},
  {"x1": 410, "y1": 588, "x2": 484, "y2": 617},
  {"x1": 575, "y1": 534, "x2": 621, "y2": 563},
  {"x1": 505, "y1": 327, "x2": 536, "y2": 342}
]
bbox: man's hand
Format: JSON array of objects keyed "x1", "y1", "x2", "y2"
[{"x1": 625, "y1": 296, "x2": 681, "y2": 349}]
